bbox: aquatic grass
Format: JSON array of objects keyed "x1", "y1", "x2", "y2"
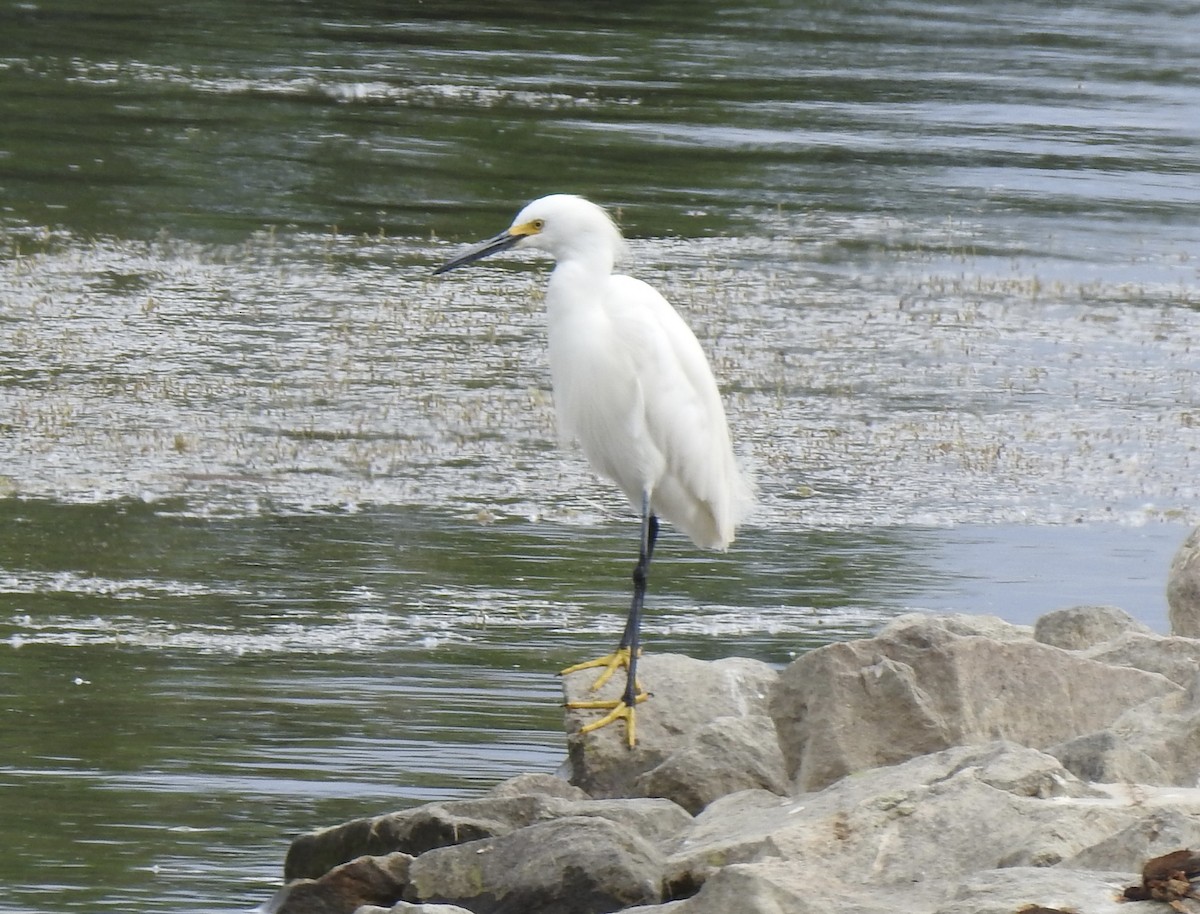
[{"x1": 0, "y1": 221, "x2": 1196, "y2": 527}]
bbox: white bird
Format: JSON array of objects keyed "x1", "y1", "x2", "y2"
[{"x1": 434, "y1": 194, "x2": 753, "y2": 747}]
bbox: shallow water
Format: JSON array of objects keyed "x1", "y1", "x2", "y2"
[{"x1": 1, "y1": 1, "x2": 1198, "y2": 911}]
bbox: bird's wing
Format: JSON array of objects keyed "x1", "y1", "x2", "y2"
[{"x1": 605, "y1": 275, "x2": 748, "y2": 548}]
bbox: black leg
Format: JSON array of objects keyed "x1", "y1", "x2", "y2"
[
  {"x1": 561, "y1": 496, "x2": 658, "y2": 746},
  {"x1": 619, "y1": 501, "x2": 658, "y2": 709}
]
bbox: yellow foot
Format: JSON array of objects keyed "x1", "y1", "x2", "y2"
[
  {"x1": 570, "y1": 694, "x2": 648, "y2": 748},
  {"x1": 560, "y1": 646, "x2": 641, "y2": 693},
  {"x1": 561, "y1": 648, "x2": 649, "y2": 747}
]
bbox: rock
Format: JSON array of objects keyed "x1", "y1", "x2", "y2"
[
  {"x1": 559, "y1": 797, "x2": 694, "y2": 847},
  {"x1": 657, "y1": 860, "x2": 917, "y2": 914},
  {"x1": 356, "y1": 904, "x2": 474, "y2": 914},
  {"x1": 1168, "y1": 526, "x2": 1200, "y2": 637},
  {"x1": 1047, "y1": 729, "x2": 1168, "y2": 784},
  {"x1": 663, "y1": 743, "x2": 1109, "y2": 897},
  {"x1": 647, "y1": 742, "x2": 1200, "y2": 914},
  {"x1": 562, "y1": 653, "x2": 777, "y2": 798},
  {"x1": 286, "y1": 792, "x2": 691, "y2": 884},
  {"x1": 273, "y1": 610, "x2": 1200, "y2": 914},
  {"x1": 882, "y1": 611, "x2": 1034, "y2": 642},
  {"x1": 404, "y1": 815, "x2": 664, "y2": 913},
  {"x1": 1049, "y1": 672, "x2": 1200, "y2": 786},
  {"x1": 484, "y1": 772, "x2": 588, "y2": 801},
  {"x1": 655, "y1": 864, "x2": 1133, "y2": 914},
  {"x1": 286, "y1": 796, "x2": 545, "y2": 881},
  {"x1": 770, "y1": 611, "x2": 1182, "y2": 791},
  {"x1": 1065, "y1": 807, "x2": 1200, "y2": 870},
  {"x1": 1083, "y1": 631, "x2": 1200, "y2": 687},
  {"x1": 929, "y1": 867, "x2": 1131, "y2": 914},
  {"x1": 633, "y1": 715, "x2": 789, "y2": 814},
  {"x1": 1034, "y1": 604, "x2": 1152, "y2": 649},
  {"x1": 271, "y1": 852, "x2": 411, "y2": 914}
]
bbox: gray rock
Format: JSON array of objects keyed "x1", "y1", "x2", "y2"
[
  {"x1": 1049, "y1": 672, "x2": 1200, "y2": 787},
  {"x1": 1168, "y1": 526, "x2": 1200, "y2": 637},
  {"x1": 484, "y1": 772, "x2": 588, "y2": 801},
  {"x1": 1065, "y1": 805, "x2": 1200, "y2": 871},
  {"x1": 647, "y1": 742, "x2": 1200, "y2": 914},
  {"x1": 930, "y1": 867, "x2": 1131, "y2": 914},
  {"x1": 1048, "y1": 729, "x2": 1168, "y2": 784},
  {"x1": 275, "y1": 612, "x2": 1200, "y2": 914},
  {"x1": 663, "y1": 742, "x2": 1111, "y2": 896},
  {"x1": 657, "y1": 860, "x2": 915, "y2": 914},
  {"x1": 562, "y1": 653, "x2": 777, "y2": 798},
  {"x1": 633, "y1": 715, "x2": 789, "y2": 814},
  {"x1": 560, "y1": 797, "x2": 694, "y2": 847},
  {"x1": 286, "y1": 795, "x2": 554, "y2": 881},
  {"x1": 1083, "y1": 631, "x2": 1200, "y2": 687},
  {"x1": 355, "y1": 904, "x2": 474, "y2": 914},
  {"x1": 404, "y1": 815, "x2": 663, "y2": 913},
  {"x1": 661, "y1": 864, "x2": 1131, "y2": 914},
  {"x1": 880, "y1": 611, "x2": 1034, "y2": 642},
  {"x1": 1034, "y1": 604, "x2": 1152, "y2": 650},
  {"x1": 286, "y1": 793, "x2": 690, "y2": 883},
  {"x1": 770, "y1": 612, "x2": 1181, "y2": 791},
  {"x1": 272, "y1": 852, "x2": 411, "y2": 914},
  {"x1": 284, "y1": 791, "x2": 691, "y2": 882}
]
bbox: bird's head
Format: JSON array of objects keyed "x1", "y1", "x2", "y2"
[{"x1": 433, "y1": 194, "x2": 627, "y2": 276}]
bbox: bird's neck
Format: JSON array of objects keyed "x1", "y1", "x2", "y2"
[{"x1": 547, "y1": 257, "x2": 614, "y2": 302}]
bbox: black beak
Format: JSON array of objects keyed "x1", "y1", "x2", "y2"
[{"x1": 433, "y1": 230, "x2": 522, "y2": 276}]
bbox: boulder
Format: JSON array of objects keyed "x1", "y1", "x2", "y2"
[
  {"x1": 1065, "y1": 807, "x2": 1200, "y2": 870},
  {"x1": 285, "y1": 795, "x2": 554, "y2": 881},
  {"x1": 769, "y1": 611, "x2": 1181, "y2": 791},
  {"x1": 356, "y1": 904, "x2": 474, "y2": 914},
  {"x1": 270, "y1": 852, "x2": 411, "y2": 914},
  {"x1": 661, "y1": 742, "x2": 1111, "y2": 896},
  {"x1": 286, "y1": 791, "x2": 689, "y2": 882},
  {"x1": 929, "y1": 867, "x2": 1131, "y2": 914},
  {"x1": 484, "y1": 773, "x2": 588, "y2": 801},
  {"x1": 273, "y1": 611, "x2": 1200, "y2": 914},
  {"x1": 1047, "y1": 729, "x2": 1168, "y2": 785},
  {"x1": 1082, "y1": 631, "x2": 1200, "y2": 687},
  {"x1": 1168, "y1": 525, "x2": 1200, "y2": 637},
  {"x1": 404, "y1": 815, "x2": 664, "y2": 913},
  {"x1": 562, "y1": 653, "x2": 777, "y2": 798},
  {"x1": 1034, "y1": 604, "x2": 1152, "y2": 649},
  {"x1": 1048, "y1": 672, "x2": 1200, "y2": 786},
  {"x1": 633, "y1": 715, "x2": 789, "y2": 814},
  {"x1": 284, "y1": 772, "x2": 691, "y2": 878},
  {"x1": 884, "y1": 611, "x2": 1034, "y2": 642},
  {"x1": 645, "y1": 742, "x2": 1200, "y2": 914}
]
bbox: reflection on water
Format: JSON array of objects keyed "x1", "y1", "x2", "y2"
[
  {"x1": 2, "y1": 1, "x2": 1198, "y2": 241},
  {"x1": 1, "y1": 0, "x2": 1198, "y2": 911},
  {"x1": 0, "y1": 501, "x2": 1190, "y2": 912},
  {"x1": 0, "y1": 499, "x2": 925, "y2": 912}
]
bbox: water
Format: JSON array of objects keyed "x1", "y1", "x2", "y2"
[{"x1": 1, "y1": 1, "x2": 1198, "y2": 911}]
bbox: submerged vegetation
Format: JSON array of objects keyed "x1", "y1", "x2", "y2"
[{"x1": 1, "y1": 219, "x2": 1196, "y2": 528}]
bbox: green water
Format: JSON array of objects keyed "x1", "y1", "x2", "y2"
[{"x1": 1, "y1": 1, "x2": 1198, "y2": 911}]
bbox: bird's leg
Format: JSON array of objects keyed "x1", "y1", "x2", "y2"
[
  {"x1": 565, "y1": 497, "x2": 656, "y2": 748},
  {"x1": 618, "y1": 508, "x2": 656, "y2": 699},
  {"x1": 560, "y1": 509, "x2": 657, "y2": 687}
]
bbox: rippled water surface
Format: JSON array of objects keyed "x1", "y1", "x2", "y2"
[{"x1": 1, "y1": 1, "x2": 1198, "y2": 911}]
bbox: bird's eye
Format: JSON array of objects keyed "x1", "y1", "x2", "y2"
[{"x1": 532, "y1": 219, "x2": 545, "y2": 231}]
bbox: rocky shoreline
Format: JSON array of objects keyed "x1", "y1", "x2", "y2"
[{"x1": 267, "y1": 529, "x2": 1200, "y2": 914}]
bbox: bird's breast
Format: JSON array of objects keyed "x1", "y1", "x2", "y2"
[{"x1": 545, "y1": 291, "x2": 664, "y2": 502}]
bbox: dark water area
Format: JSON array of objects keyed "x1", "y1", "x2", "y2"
[
  {"x1": 3, "y1": 1, "x2": 1199, "y2": 247},
  {"x1": 1, "y1": 1, "x2": 1198, "y2": 911}
]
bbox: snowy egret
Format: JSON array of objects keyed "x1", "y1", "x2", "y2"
[{"x1": 434, "y1": 194, "x2": 753, "y2": 747}]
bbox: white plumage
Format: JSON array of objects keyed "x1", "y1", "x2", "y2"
[{"x1": 434, "y1": 193, "x2": 753, "y2": 746}]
